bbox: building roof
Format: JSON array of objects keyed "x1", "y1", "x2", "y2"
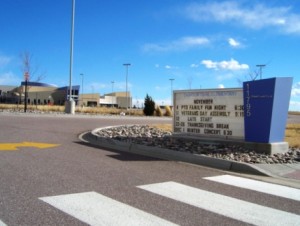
[{"x1": 20, "y1": 81, "x2": 57, "y2": 87}]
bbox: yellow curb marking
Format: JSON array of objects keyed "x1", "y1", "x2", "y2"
[{"x1": 0, "y1": 142, "x2": 60, "y2": 151}]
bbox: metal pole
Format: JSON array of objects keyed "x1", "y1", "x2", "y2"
[
  {"x1": 111, "y1": 81, "x2": 114, "y2": 108},
  {"x1": 80, "y1": 73, "x2": 84, "y2": 106},
  {"x1": 24, "y1": 72, "x2": 29, "y2": 113},
  {"x1": 123, "y1": 63, "x2": 131, "y2": 109},
  {"x1": 65, "y1": 0, "x2": 75, "y2": 114},
  {"x1": 169, "y1": 78, "x2": 174, "y2": 106},
  {"x1": 69, "y1": 0, "x2": 75, "y2": 100}
]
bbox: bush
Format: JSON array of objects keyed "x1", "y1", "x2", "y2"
[
  {"x1": 143, "y1": 94, "x2": 155, "y2": 116},
  {"x1": 164, "y1": 105, "x2": 172, "y2": 116},
  {"x1": 155, "y1": 105, "x2": 163, "y2": 116}
]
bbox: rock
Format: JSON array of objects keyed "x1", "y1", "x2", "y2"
[{"x1": 95, "y1": 125, "x2": 300, "y2": 165}]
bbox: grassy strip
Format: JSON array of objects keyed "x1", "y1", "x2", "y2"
[
  {"x1": 0, "y1": 104, "x2": 145, "y2": 116},
  {"x1": 285, "y1": 124, "x2": 300, "y2": 148}
]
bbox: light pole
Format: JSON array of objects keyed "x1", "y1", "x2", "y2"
[
  {"x1": 111, "y1": 81, "x2": 115, "y2": 108},
  {"x1": 256, "y1": 64, "x2": 266, "y2": 80},
  {"x1": 66, "y1": 0, "x2": 76, "y2": 114},
  {"x1": 24, "y1": 72, "x2": 29, "y2": 113},
  {"x1": 80, "y1": 73, "x2": 84, "y2": 107},
  {"x1": 123, "y1": 63, "x2": 131, "y2": 109},
  {"x1": 169, "y1": 78, "x2": 174, "y2": 106}
]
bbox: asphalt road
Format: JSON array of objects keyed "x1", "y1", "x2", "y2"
[{"x1": 0, "y1": 113, "x2": 299, "y2": 226}]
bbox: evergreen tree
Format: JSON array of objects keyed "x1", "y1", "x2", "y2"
[{"x1": 143, "y1": 94, "x2": 155, "y2": 116}]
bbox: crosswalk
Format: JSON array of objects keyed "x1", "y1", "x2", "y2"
[
  {"x1": 40, "y1": 192, "x2": 178, "y2": 226},
  {"x1": 38, "y1": 174, "x2": 300, "y2": 226},
  {"x1": 0, "y1": 219, "x2": 7, "y2": 226},
  {"x1": 138, "y1": 181, "x2": 300, "y2": 226},
  {"x1": 203, "y1": 174, "x2": 300, "y2": 201}
]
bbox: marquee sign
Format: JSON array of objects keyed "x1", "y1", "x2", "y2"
[
  {"x1": 173, "y1": 88, "x2": 244, "y2": 139},
  {"x1": 173, "y1": 77, "x2": 293, "y2": 143}
]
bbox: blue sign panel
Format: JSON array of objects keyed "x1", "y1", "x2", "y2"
[{"x1": 243, "y1": 77, "x2": 293, "y2": 143}]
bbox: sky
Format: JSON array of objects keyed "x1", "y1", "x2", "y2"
[{"x1": 1, "y1": 0, "x2": 300, "y2": 110}]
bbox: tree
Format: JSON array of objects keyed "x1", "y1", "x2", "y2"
[
  {"x1": 143, "y1": 94, "x2": 155, "y2": 116},
  {"x1": 20, "y1": 51, "x2": 46, "y2": 82},
  {"x1": 20, "y1": 51, "x2": 46, "y2": 112}
]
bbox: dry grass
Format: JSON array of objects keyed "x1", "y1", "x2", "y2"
[
  {"x1": 0, "y1": 104, "x2": 64, "y2": 112},
  {"x1": 0, "y1": 104, "x2": 145, "y2": 116},
  {"x1": 285, "y1": 124, "x2": 300, "y2": 148},
  {"x1": 289, "y1": 111, "x2": 300, "y2": 116},
  {"x1": 151, "y1": 123, "x2": 173, "y2": 132},
  {"x1": 76, "y1": 106, "x2": 145, "y2": 116}
]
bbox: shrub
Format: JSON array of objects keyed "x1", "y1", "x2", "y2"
[
  {"x1": 143, "y1": 94, "x2": 155, "y2": 116},
  {"x1": 164, "y1": 105, "x2": 172, "y2": 116},
  {"x1": 155, "y1": 105, "x2": 163, "y2": 116}
]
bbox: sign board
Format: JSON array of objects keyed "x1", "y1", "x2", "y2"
[
  {"x1": 173, "y1": 89, "x2": 244, "y2": 139},
  {"x1": 243, "y1": 77, "x2": 293, "y2": 143},
  {"x1": 24, "y1": 72, "x2": 29, "y2": 81}
]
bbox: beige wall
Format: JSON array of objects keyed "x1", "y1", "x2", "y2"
[{"x1": 78, "y1": 93, "x2": 100, "y2": 107}]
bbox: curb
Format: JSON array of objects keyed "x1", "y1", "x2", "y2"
[{"x1": 79, "y1": 129, "x2": 272, "y2": 177}]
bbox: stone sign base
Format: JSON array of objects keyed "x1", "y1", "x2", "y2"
[{"x1": 243, "y1": 141, "x2": 289, "y2": 155}]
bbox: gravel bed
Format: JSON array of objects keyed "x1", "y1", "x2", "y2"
[{"x1": 96, "y1": 125, "x2": 300, "y2": 164}]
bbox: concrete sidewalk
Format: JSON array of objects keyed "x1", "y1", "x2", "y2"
[
  {"x1": 80, "y1": 130, "x2": 300, "y2": 185},
  {"x1": 255, "y1": 163, "x2": 300, "y2": 180}
]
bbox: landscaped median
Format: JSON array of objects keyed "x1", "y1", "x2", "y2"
[{"x1": 79, "y1": 125, "x2": 300, "y2": 176}]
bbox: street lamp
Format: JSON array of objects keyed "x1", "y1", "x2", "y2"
[
  {"x1": 256, "y1": 64, "x2": 266, "y2": 80},
  {"x1": 80, "y1": 73, "x2": 84, "y2": 107},
  {"x1": 169, "y1": 78, "x2": 174, "y2": 106},
  {"x1": 111, "y1": 81, "x2": 115, "y2": 108},
  {"x1": 123, "y1": 63, "x2": 131, "y2": 109},
  {"x1": 65, "y1": 0, "x2": 76, "y2": 114}
]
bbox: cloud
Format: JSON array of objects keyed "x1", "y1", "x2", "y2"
[
  {"x1": 289, "y1": 100, "x2": 300, "y2": 111},
  {"x1": 142, "y1": 36, "x2": 210, "y2": 52},
  {"x1": 0, "y1": 55, "x2": 11, "y2": 68},
  {"x1": 218, "y1": 84, "x2": 225, "y2": 88},
  {"x1": 216, "y1": 72, "x2": 235, "y2": 81},
  {"x1": 164, "y1": 65, "x2": 179, "y2": 70},
  {"x1": 88, "y1": 82, "x2": 108, "y2": 93},
  {"x1": 190, "y1": 63, "x2": 199, "y2": 68},
  {"x1": 228, "y1": 38, "x2": 241, "y2": 47},
  {"x1": 0, "y1": 72, "x2": 20, "y2": 85},
  {"x1": 184, "y1": 1, "x2": 300, "y2": 35},
  {"x1": 155, "y1": 85, "x2": 169, "y2": 91},
  {"x1": 291, "y1": 82, "x2": 300, "y2": 97},
  {"x1": 201, "y1": 58, "x2": 249, "y2": 71}
]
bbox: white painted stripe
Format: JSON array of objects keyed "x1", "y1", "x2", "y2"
[
  {"x1": 138, "y1": 181, "x2": 300, "y2": 226},
  {"x1": 40, "y1": 191, "x2": 178, "y2": 226},
  {"x1": 204, "y1": 174, "x2": 300, "y2": 201},
  {"x1": 0, "y1": 220, "x2": 7, "y2": 226}
]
